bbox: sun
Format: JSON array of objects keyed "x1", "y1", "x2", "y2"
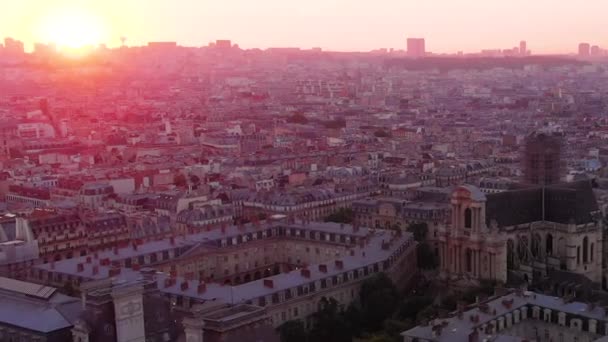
[{"x1": 39, "y1": 7, "x2": 107, "y2": 50}]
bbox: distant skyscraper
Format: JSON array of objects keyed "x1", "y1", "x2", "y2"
[
  {"x1": 519, "y1": 41, "x2": 527, "y2": 56},
  {"x1": 591, "y1": 45, "x2": 601, "y2": 56},
  {"x1": 523, "y1": 131, "x2": 563, "y2": 186},
  {"x1": 578, "y1": 43, "x2": 591, "y2": 56},
  {"x1": 407, "y1": 38, "x2": 425, "y2": 57}
]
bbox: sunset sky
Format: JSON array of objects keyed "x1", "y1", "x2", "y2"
[{"x1": 2, "y1": 0, "x2": 606, "y2": 53}]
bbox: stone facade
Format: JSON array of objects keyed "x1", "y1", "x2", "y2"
[{"x1": 438, "y1": 181, "x2": 603, "y2": 287}]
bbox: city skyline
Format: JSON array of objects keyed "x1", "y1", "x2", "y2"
[{"x1": 1, "y1": 0, "x2": 607, "y2": 53}]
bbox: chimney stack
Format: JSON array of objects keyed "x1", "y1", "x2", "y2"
[
  {"x1": 181, "y1": 281, "x2": 189, "y2": 291},
  {"x1": 197, "y1": 282, "x2": 207, "y2": 294}
]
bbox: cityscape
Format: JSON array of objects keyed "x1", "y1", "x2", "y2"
[{"x1": 1, "y1": 2, "x2": 608, "y2": 342}]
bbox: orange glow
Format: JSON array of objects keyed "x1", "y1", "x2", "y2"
[{"x1": 37, "y1": 7, "x2": 107, "y2": 54}]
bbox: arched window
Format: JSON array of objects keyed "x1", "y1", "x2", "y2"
[
  {"x1": 583, "y1": 237, "x2": 589, "y2": 263},
  {"x1": 465, "y1": 248, "x2": 473, "y2": 273},
  {"x1": 518, "y1": 236, "x2": 529, "y2": 263},
  {"x1": 591, "y1": 243, "x2": 594, "y2": 262},
  {"x1": 546, "y1": 234, "x2": 553, "y2": 256},
  {"x1": 532, "y1": 234, "x2": 541, "y2": 258},
  {"x1": 577, "y1": 246, "x2": 581, "y2": 265},
  {"x1": 464, "y1": 208, "x2": 472, "y2": 229}
]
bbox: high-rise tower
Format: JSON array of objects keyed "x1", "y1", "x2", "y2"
[{"x1": 407, "y1": 38, "x2": 425, "y2": 57}]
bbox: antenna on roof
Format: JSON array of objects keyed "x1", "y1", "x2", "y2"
[{"x1": 542, "y1": 182, "x2": 546, "y2": 222}]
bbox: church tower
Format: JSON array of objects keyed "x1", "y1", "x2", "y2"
[{"x1": 438, "y1": 185, "x2": 507, "y2": 285}]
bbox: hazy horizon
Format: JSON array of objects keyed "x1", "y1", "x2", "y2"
[{"x1": 2, "y1": 0, "x2": 607, "y2": 53}]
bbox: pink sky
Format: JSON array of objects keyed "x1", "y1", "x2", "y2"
[{"x1": 2, "y1": 0, "x2": 606, "y2": 53}]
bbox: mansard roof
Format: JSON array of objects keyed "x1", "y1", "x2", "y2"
[{"x1": 486, "y1": 180, "x2": 599, "y2": 227}]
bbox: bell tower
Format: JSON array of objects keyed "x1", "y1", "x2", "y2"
[
  {"x1": 451, "y1": 185, "x2": 487, "y2": 234},
  {"x1": 439, "y1": 185, "x2": 506, "y2": 285}
]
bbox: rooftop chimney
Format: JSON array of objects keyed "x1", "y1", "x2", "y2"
[
  {"x1": 197, "y1": 282, "x2": 207, "y2": 294},
  {"x1": 318, "y1": 264, "x2": 328, "y2": 273},
  {"x1": 263, "y1": 279, "x2": 274, "y2": 288},
  {"x1": 335, "y1": 260, "x2": 344, "y2": 270},
  {"x1": 301, "y1": 269, "x2": 311, "y2": 278}
]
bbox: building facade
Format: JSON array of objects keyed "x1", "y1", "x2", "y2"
[{"x1": 437, "y1": 181, "x2": 603, "y2": 287}]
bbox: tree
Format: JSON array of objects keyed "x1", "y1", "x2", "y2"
[
  {"x1": 324, "y1": 208, "x2": 354, "y2": 224},
  {"x1": 173, "y1": 174, "x2": 187, "y2": 187},
  {"x1": 277, "y1": 320, "x2": 307, "y2": 342},
  {"x1": 383, "y1": 319, "x2": 413, "y2": 342},
  {"x1": 362, "y1": 334, "x2": 394, "y2": 342},
  {"x1": 416, "y1": 305, "x2": 440, "y2": 323},
  {"x1": 398, "y1": 296, "x2": 433, "y2": 320},
  {"x1": 309, "y1": 297, "x2": 353, "y2": 342},
  {"x1": 417, "y1": 242, "x2": 437, "y2": 269},
  {"x1": 407, "y1": 223, "x2": 428, "y2": 242},
  {"x1": 359, "y1": 273, "x2": 399, "y2": 331},
  {"x1": 407, "y1": 222, "x2": 437, "y2": 269}
]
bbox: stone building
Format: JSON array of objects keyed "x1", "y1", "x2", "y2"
[
  {"x1": 0, "y1": 276, "x2": 82, "y2": 342},
  {"x1": 31, "y1": 220, "x2": 418, "y2": 335},
  {"x1": 402, "y1": 289, "x2": 608, "y2": 342},
  {"x1": 437, "y1": 180, "x2": 603, "y2": 287}
]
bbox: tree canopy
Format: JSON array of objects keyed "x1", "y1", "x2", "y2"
[
  {"x1": 324, "y1": 208, "x2": 354, "y2": 224},
  {"x1": 277, "y1": 320, "x2": 307, "y2": 342}
]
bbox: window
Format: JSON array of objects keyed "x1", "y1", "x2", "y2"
[
  {"x1": 546, "y1": 234, "x2": 553, "y2": 256},
  {"x1": 583, "y1": 237, "x2": 589, "y2": 263},
  {"x1": 464, "y1": 208, "x2": 472, "y2": 229}
]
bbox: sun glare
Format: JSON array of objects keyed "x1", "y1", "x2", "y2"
[{"x1": 39, "y1": 8, "x2": 106, "y2": 54}]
